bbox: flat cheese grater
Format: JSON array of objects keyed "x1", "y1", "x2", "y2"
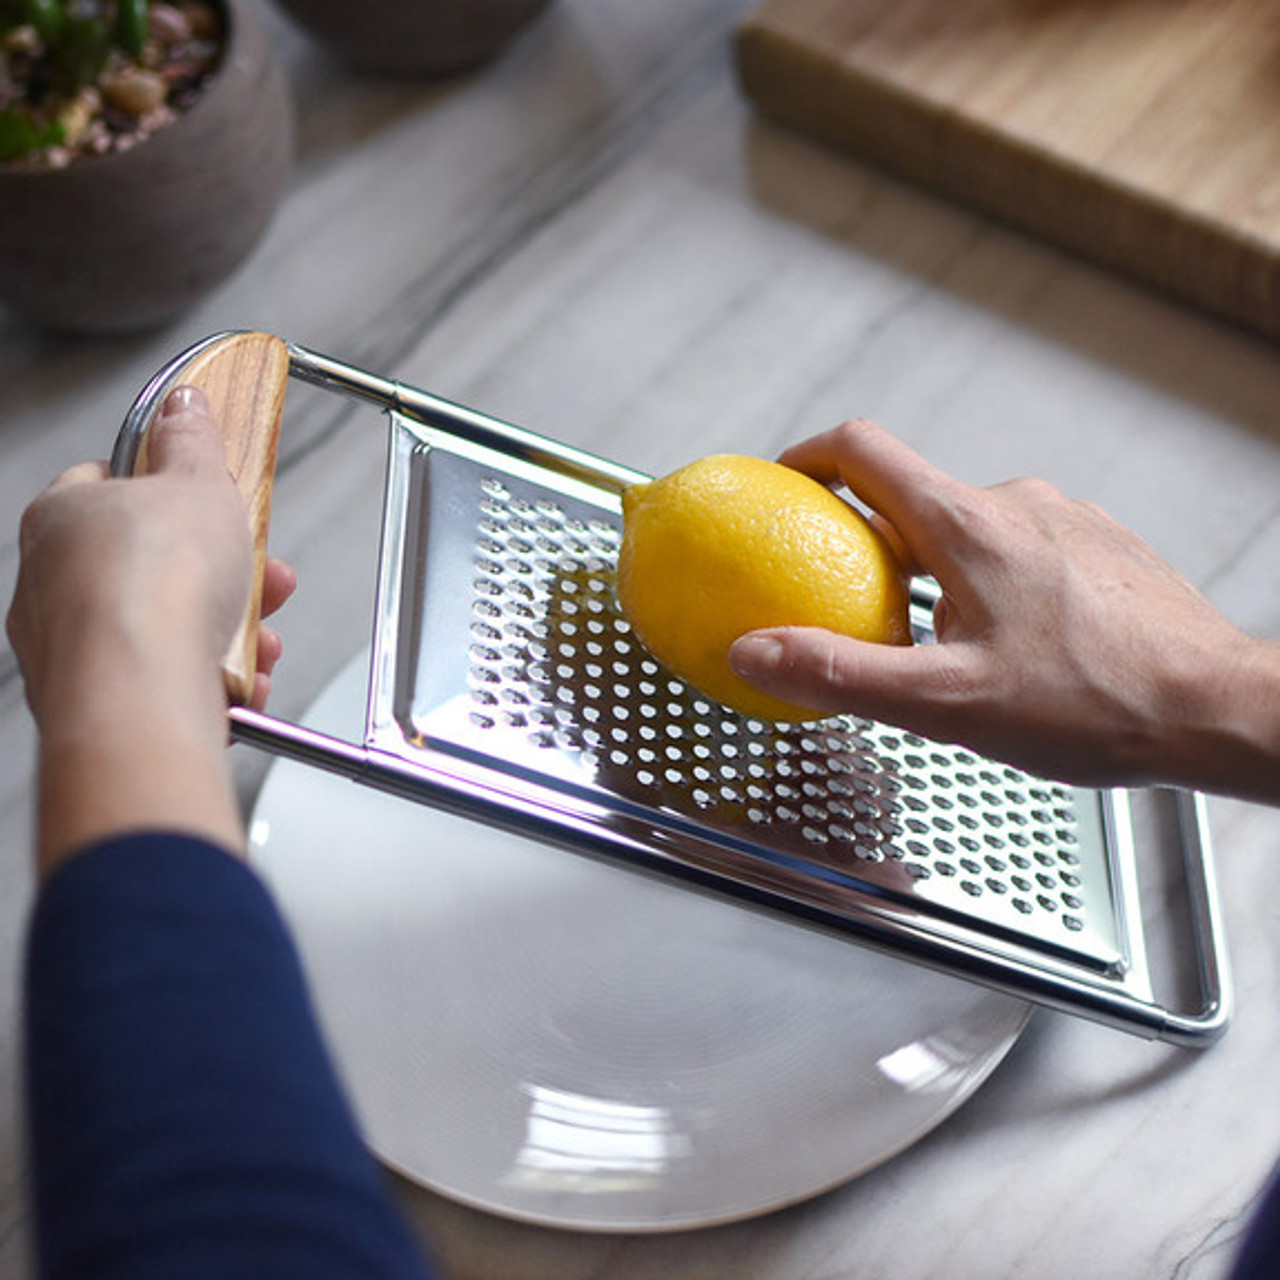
[{"x1": 113, "y1": 332, "x2": 1231, "y2": 1048}]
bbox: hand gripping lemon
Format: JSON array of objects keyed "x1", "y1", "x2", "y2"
[{"x1": 616, "y1": 454, "x2": 911, "y2": 723}]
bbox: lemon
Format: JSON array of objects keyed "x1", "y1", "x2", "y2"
[{"x1": 616, "y1": 454, "x2": 911, "y2": 723}]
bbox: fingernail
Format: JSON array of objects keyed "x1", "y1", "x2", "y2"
[
  {"x1": 160, "y1": 384, "x2": 210, "y2": 418},
  {"x1": 729, "y1": 634, "x2": 783, "y2": 675}
]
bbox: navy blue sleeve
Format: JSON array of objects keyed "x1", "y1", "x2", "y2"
[
  {"x1": 24, "y1": 832, "x2": 435, "y2": 1280},
  {"x1": 1232, "y1": 1163, "x2": 1280, "y2": 1280}
]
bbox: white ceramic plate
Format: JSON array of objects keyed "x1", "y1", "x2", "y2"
[{"x1": 249, "y1": 651, "x2": 1032, "y2": 1232}]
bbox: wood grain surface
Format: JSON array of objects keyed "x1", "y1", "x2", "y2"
[
  {"x1": 735, "y1": 0, "x2": 1280, "y2": 342},
  {"x1": 133, "y1": 331, "x2": 290, "y2": 705}
]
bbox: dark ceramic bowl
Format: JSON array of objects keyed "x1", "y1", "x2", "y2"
[
  {"x1": 272, "y1": 0, "x2": 552, "y2": 76},
  {"x1": 0, "y1": 0, "x2": 294, "y2": 335}
]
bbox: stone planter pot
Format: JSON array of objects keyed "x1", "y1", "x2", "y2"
[
  {"x1": 272, "y1": 0, "x2": 552, "y2": 76},
  {"x1": 0, "y1": 0, "x2": 294, "y2": 335}
]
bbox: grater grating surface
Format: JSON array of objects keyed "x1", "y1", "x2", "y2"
[{"x1": 375, "y1": 434, "x2": 1128, "y2": 981}]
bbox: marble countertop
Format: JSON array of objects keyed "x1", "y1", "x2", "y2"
[{"x1": 5, "y1": 1, "x2": 1280, "y2": 1276}]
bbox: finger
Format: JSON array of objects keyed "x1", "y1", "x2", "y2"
[
  {"x1": 256, "y1": 625, "x2": 284, "y2": 677},
  {"x1": 729, "y1": 626, "x2": 979, "y2": 738},
  {"x1": 145, "y1": 385, "x2": 229, "y2": 481},
  {"x1": 46, "y1": 459, "x2": 110, "y2": 493},
  {"x1": 778, "y1": 419, "x2": 978, "y2": 573},
  {"x1": 248, "y1": 671, "x2": 273, "y2": 714},
  {"x1": 16, "y1": 461, "x2": 112, "y2": 557},
  {"x1": 260, "y1": 557, "x2": 297, "y2": 619}
]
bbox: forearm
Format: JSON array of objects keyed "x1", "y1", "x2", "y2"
[
  {"x1": 8, "y1": 385, "x2": 270, "y2": 879},
  {"x1": 33, "y1": 640, "x2": 243, "y2": 879}
]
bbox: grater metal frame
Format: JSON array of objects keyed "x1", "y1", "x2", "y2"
[{"x1": 114, "y1": 334, "x2": 1232, "y2": 1048}]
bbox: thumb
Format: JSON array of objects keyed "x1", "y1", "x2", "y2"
[
  {"x1": 729, "y1": 626, "x2": 973, "y2": 734},
  {"x1": 145, "y1": 385, "x2": 228, "y2": 480}
]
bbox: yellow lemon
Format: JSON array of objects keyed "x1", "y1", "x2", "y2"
[{"x1": 616, "y1": 454, "x2": 911, "y2": 723}]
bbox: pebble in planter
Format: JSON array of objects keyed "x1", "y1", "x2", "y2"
[{"x1": 0, "y1": 0, "x2": 293, "y2": 334}]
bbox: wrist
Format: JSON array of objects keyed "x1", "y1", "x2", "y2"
[
  {"x1": 33, "y1": 637, "x2": 243, "y2": 880},
  {"x1": 1173, "y1": 635, "x2": 1280, "y2": 803}
]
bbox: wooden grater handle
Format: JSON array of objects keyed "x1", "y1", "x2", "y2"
[{"x1": 129, "y1": 331, "x2": 290, "y2": 706}]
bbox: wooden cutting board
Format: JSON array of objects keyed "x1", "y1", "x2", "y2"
[{"x1": 735, "y1": 0, "x2": 1280, "y2": 343}]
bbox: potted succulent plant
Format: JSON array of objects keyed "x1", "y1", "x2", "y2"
[{"x1": 0, "y1": 0, "x2": 292, "y2": 333}]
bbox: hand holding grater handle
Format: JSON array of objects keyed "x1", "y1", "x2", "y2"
[{"x1": 111, "y1": 331, "x2": 290, "y2": 705}]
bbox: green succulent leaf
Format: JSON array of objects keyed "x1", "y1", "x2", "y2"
[
  {"x1": 0, "y1": 105, "x2": 66, "y2": 161},
  {"x1": 21, "y1": 0, "x2": 64, "y2": 44},
  {"x1": 115, "y1": 0, "x2": 148, "y2": 58},
  {"x1": 52, "y1": 14, "x2": 111, "y2": 92}
]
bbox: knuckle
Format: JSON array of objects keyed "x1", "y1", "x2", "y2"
[
  {"x1": 829, "y1": 417, "x2": 882, "y2": 452},
  {"x1": 992, "y1": 475, "x2": 1066, "y2": 505},
  {"x1": 17, "y1": 502, "x2": 38, "y2": 548},
  {"x1": 833, "y1": 415, "x2": 877, "y2": 436},
  {"x1": 1071, "y1": 496, "x2": 1117, "y2": 525}
]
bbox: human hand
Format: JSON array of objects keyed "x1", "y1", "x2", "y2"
[
  {"x1": 8, "y1": 384, "x2": 294, "y2": 727},
  {"x1": 729, "y1": 418, "x2": 1280, "y2": 800},
  {"x1": 7, "y1": 384, "x2": 296, "y2": 873}
]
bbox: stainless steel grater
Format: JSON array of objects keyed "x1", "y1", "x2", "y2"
[{"x1": 114, "y1": 332, "x2": 1231, "y2": 1048}]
